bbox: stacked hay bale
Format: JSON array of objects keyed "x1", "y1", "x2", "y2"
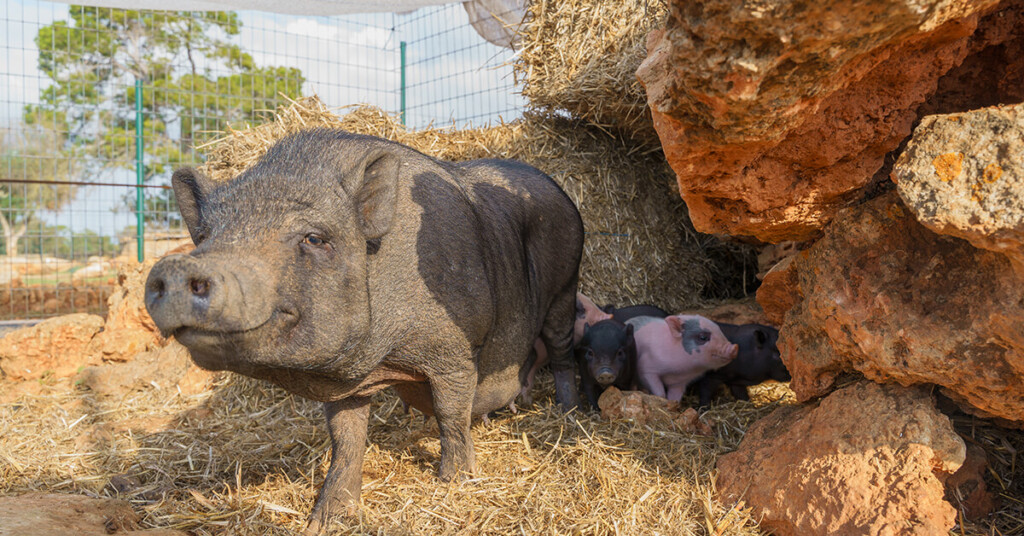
[
  {"x1": 198, "y1": 97, "x2": 755, "y2": 312},
  {"x1": 513, "y1": 0, "x2": 667, "y2": 145}
]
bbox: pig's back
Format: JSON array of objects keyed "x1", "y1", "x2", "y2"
[{"x1": 456, "y1": 158, "x2": 583, "y2": 365}]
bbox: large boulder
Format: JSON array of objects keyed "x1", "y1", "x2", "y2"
[
  {"x1": 0, "y1": 313, "x2": 104, "y2": 381},
  {"x1": 893, "y1": 103, "x2": 1024, "y2": 274},
  {"x1": 717, "y1": 381, "x2": 966, "y2": 536},
  {"x1": 637, "y1": 0, "x2": 1024, "y2": 242},
  {"x1": 773, "y1": 192, "x2": 1024, "y2": 423}
]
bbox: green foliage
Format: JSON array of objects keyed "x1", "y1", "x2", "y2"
[
  {"x1": 25, "y1": 6, "x2": 305, "y2": 221},
  {"x1": 1, "y1": 223, "x2": 118, "y2": 260}
]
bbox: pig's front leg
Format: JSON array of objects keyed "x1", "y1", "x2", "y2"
[
  {"x1": 431, "y1": 369, "x2": 478, "y2": 481},
  {"x1": 305, "y1": 396, "x2": 371, "y2": 535}
]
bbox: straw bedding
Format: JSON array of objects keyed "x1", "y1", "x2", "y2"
[
  {"x1": 197, "y1": 96, "x2": 757, "y2": 311},
  {"x1": 3, "y1": 367, "x2": 1019, "y2": 535},
  {"x1": 513, "y1": 0, "x2": 667, "y2": 145}
]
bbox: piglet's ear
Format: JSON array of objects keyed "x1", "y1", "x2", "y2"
[
  {"x1": 342, "y1": 149, "x2": 401, "y2": 240},
  {"x1": 172, "y1": 167, "x2": 215, "y2": 245},
  {"x1": 625, "y1": 324, "x2": 634, "y2": 338},
  {"x1": 754, "y1": 328, "x2": 768, "y2": 349},
  {"x1": 665, "y1": 316, "x2": 684, "y2": 338}
]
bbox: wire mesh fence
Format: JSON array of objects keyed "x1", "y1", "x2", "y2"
[{"x1": 0, "y1": 0, "x2": 524, "y2": 320}]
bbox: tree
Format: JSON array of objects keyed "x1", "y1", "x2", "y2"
[
  {"x1": 0, "y1": 126, "x2": 79, "y2": 257},
  {"x1": 24, "y1": 6, "x2": 305, "y2": 224}
]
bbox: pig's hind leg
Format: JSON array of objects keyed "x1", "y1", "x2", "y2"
[{"x1": 539, "y1": 285, "x2": 581, "y2": 411}]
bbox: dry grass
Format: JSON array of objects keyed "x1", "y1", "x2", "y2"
[
  {"x1": 513, "y1": 0, "x2": 667, "y2": 145},
  {"x1": 0, "y1": 369, "x2": 795, "y2": 536},
  {"x1": 196, "y1": 96, "x2": 756, "y2": 311},
  {"x1": 3, "y1": 371, "x2": 1018, "y2": 535}
]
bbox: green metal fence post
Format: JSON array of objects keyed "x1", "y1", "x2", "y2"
[
  {"x1": 135, "y1": 79, "x2": 144, "y2": 263},
  {"x1": 400, "y1": 41, "x2": 407, "y2": 126}
]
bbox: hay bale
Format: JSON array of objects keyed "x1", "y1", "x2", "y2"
[
  {"x1": 512, "y1": 0, "x2": 667, "y2": 144},
  {"x1": 197, "y1": 96, "x2": 756, "y2": 310}
]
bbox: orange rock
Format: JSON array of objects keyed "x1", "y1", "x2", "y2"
[
  {"x1": 0, "y1": 313, "x2": 104, "y2": 381},
  {"x1": 636, "y1": 0, "x2": 1023, "y2": 242},
  {"x1": 717, "y1": 382, "x2": 965, "y2": 536},
  {"x1": 598, "y1": 386, "x2": 712, "y2": 435},
  {"x1": 778, "y1": 192, "x2": 1024, "y2": 423},
  {"x1": 86, "y1": 258, "x2": 165, "y2": 362},
  {"x1": 945, "y1": 444, "x2": 999, "y2": 520}
]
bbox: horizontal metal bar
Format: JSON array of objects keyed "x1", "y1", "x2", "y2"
[{"x1": 0, "y1": 179, "x2": 173, "y2": 190}]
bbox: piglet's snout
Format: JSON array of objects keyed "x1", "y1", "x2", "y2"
[{"x1": 595, "y1": 369, "x2": 616, "y2": 386}]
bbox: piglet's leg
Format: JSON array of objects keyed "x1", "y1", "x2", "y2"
[
  {"x1": 729, "y1": 384, "x2": 751, "y2": 401},
  {"x1": 306, "y1": 396, "x2": 371, "y2": 535},
  {"x1": 666, "y1": 384, "x2": 686, "y2": 403},
  {"x1": 431, "y1": 369, "x2": 478, "y2": 481},
  {"x1": 640, "y1": 375, "x2": 667, "y2": 399}
]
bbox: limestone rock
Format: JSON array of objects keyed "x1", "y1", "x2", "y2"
[
  {"x1": 0, "y1": 313, "x2": 104, "y2": 381},
  {"x1": 945, "y1": 443, "x2": 999, "y2": 520},
  {"x1": 637, "y1": 0, "x2": 1024, "y2": 241},
  {"x1": 717, "y1": 382, "x2": 965, "y2": 536},
  {"x1": 755, "y1": 254, "x2": 801, "y2": 327},
  {"x1": 86, "y1": 258, "x2": 165, "y2": 362},
  {"x1": 598, "y1": 386, "x2": 713, "y2": 435},
  {"x1": 779, "y1": 192, "x2": 1024, "y2": 422},
  {"x1": 0, "y1": 493, "x2": 186, "y2": 536},
  {"x1": 893, "y1": 103, "x2": 1024, "y2": 274}
]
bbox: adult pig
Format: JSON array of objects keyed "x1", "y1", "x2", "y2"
[
  {"x1": 626, "y1": 315, "x2": 738, "y2": 402},
  {"x1": 518, "y1": 292, "x2": 611, "y2": 405},
  {"x1": 576, "y1": 319, "x2": 636, "y2": 409},
  {"x1": 692, "y1": 323, "x2": 791, "y2": 407},
  {"x1": 143, "y1": 129, "x2": 584, "y2": 533}
]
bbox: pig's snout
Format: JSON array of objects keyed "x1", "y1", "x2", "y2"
[
  {"x1": 145, "y1": 254, "x2": 274, "y2": 337},
  {"x1": 724, "y1": 343, "x2": 739, "y2": 362}
]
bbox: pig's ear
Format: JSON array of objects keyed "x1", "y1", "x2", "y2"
[
  {"x1": 344, "y1": 149, "x2": 401, "y2": 240},
  {"x1": 665, "y1": 316, "x2": 684, "y2": 338},
  {"x1": 172, "y1": 167, "x2": 214, "y2": 245}
]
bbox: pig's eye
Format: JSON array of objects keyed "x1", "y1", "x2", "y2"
[
  {"x1": 698, "y1": 332, "x2": 711, "y2": 342},
  {"x1": 616, "y1": 350, "x2": 625, "y2": 361},
  {"x1": 303, "y1": 234, "x2": 326, "y2": 247},
  {"x1": 584, "y1": 349, "x2": 594, "y2": 361}
]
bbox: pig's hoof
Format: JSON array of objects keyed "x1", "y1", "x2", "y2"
[{"x1": 304, "y1": 503, "x2": 358, "y2": 535}]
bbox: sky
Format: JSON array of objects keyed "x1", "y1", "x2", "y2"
[{"x1": 0, "y1": 0, "x2": 525, "y2": 237}]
